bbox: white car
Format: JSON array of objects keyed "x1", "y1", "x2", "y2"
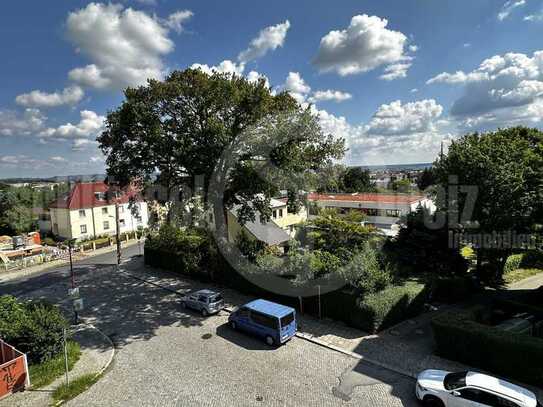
[{"x1": 415, "y1": 370, "x2": 539, "y2": 407}]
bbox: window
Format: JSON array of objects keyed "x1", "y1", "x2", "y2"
[
  {"x1": 458, "y1": 388, "x2": 483, "y2": 403},
  {"x1": 102, "y1": 207, "x2": 108, "y2": 214},
  {"x1": 385, "y1": 209, "x2": 401, "y2": 217},
  {"x1": 94, "y1": 192, "x2": 106, "y2": 200},
  {"x1": 238, "y1": 307, "x2": 250, "y2": 318},
  {"x1": 119, "y1": 219, "x2": 125, "y2": 227},
  {"x1": 119, "y1": 206, "x2": 125, "y2": 213},
  {"x1": 444, "y1": 372, "x2": 467, "y2": 390},
  {"x1": 279, "y1": 209, "x2": 283, "y2": 217},
  {"x1": 103, "y1": 221, "x2": 110, "y2": 230},
  {"x1": 198, "y1": 295, "x2": 207, "y2": 303},
  {"x1": 366, "y1": 208, "x2": 379, "y2": 216},
  {"x1": 280, "y1": 312, "x2": 295, "y2": 328},
  {"x1": 272, "y1": 210, "x2": 277, "y2": 219},
  {"x1": 80, "y1": 224, "x2": 87, "y2": 234},
  {"x1": 79, "y1": 209, "x2": 86, "y2": 218},
  {"x1": 495, "y1": 396, "x2": 520, "y2": 407},
  {"x1": 251, "y1": 311, "x2": 278, "y2": 329}
]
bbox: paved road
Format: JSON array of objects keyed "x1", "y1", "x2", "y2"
[{"x1": 1, "y1": 248, "x2": 418, "y2": 406}]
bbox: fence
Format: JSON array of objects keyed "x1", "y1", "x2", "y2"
[{"x1": 0, "y1": 340, "x2": 29, "y2": 399}]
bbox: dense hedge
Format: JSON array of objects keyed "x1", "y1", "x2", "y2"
[
  {"x1": 432, "y1": 308, "x2": 543, "y2": 386},
  {"x1": 356, "y1": 282, "x2": 429, "y2": 333},
  {"x1": 504, "y1": 250, "x2": 543, "y2": 275},
  {"x1": 0, "y1": 296, "x2": 69, "y2": 364},
  {"x1": 428, "y1": 276, "x2": 478, "y2": 304}
]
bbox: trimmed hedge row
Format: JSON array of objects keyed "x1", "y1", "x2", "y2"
[
  {"x1": 145, "y1": 246, "x2": 429, "y2": 333},
  {"x1": 356, "y1": 282, "x2": 428, "y2": 333},
  {"x1": 432, "y1": 308, "x2": 543, "y2": 386}
]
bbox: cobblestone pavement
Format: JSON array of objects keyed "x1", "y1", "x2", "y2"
[{"x1": 5, "y1": 262, "x2": 420, "y2": 407}]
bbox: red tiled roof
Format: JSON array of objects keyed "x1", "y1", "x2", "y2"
[
  {"x1": 49, "y1": 182, "x2": 142, "y2": 210},
  {"x1": 307, "y1": 192, "x2": 425, "y2": 205}
]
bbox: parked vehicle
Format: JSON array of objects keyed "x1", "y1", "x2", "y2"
[
  {"x1": 228, "y1": 299, "x2": 297, "y2": 346},
  {"x1": 415, "y1": 370, "x2": 538, "y2": 407},
  {"x1": 180, "y1": 289, "x2": 224, "y2": 316}
]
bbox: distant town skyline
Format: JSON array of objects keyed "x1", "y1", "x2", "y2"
[{"x1": 2, "y1": 0, "x2": 543, "y2": 177}]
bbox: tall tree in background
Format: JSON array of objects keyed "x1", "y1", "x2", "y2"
[
  {"x1": 416, "y1": 167, "x2": 436, "y2": 191},
  {"x1": 433, "y1": 127, "x2": 543, "y2": 280},
  {"x1": 99, "y1": 69, "x2": 345, "y2": 234},
  {"x1": 342, "y1": 167, "x2": 376, "y2": 193}
]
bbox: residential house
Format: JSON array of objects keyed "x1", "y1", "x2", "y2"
[
  {"x1": 49, "y1": 182, "x2": 148, "y2": 240},
  {"x1": 307, "y1": 192, "x2": 434, "y2": 236},
  {"x1": 227, "y1": 197, "x2": 307, "y2": 247}
]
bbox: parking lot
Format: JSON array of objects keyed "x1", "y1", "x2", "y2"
[{"x1": 1, "y1": 248, "x2": 419, "y2": 406}]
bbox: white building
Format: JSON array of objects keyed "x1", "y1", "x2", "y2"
[
  {"x1": 49, "y1": 182, "x2": 148, "y2": 240},
  {"x1": 307, "y1": 192, "x2": 435, "y2": 236}
]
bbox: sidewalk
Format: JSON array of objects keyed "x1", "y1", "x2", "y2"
[
  {"x1": 0, "y1": 240, "x2": 139, "y2": 283},
  {"x1": 0, "y1": 323, "x2": 114, "y2": 407}
]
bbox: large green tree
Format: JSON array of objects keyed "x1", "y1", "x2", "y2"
[
  {"x1": 342, "y1": 167, "x2": 376, "y2": 193},
  {"x1": 98, "y1": 69, "x2": 345, "y2": 235},
  {"x1": 433, "y1": 127, "x2": 543, "y2": 279}
]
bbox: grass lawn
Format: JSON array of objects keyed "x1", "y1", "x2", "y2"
[
  {"x1": 503, "y1": 268, "x2": 543, "y2": 285},
  {"x1": 28, "y1": 340, "x2": 81, "y2": 389},
  {"x1": 52, "y1": 373, "x2": 100, "y2": 404}
]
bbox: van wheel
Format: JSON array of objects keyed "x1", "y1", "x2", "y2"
[
  {"x1": 201, "y1": 308, "x2": 208, "y2": 317},
  {"x1": 265, "y1": 336, "x2": 274, "y2": 346},
  {"x1": 423, "y1": 396, "x2": 444, "y2": 407},
  {"x1": 230, "y1": 321, "x2": 237, "y2": 330}
]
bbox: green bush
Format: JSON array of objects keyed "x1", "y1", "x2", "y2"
[
  {"x1": 432, "y1": 309, "x2": 543, "y2": 386},
  {"x1": 338, "y1": 244, "x2": 392, "y2": 293},
  {"x1": 355, "y1": 282, "x2": 428, "y2": 333},
  {"x1": 504, "y1": 250, "x2": 543, "y2": 275},
  {"x1": 0, "y1": 296, "x2": 69, "y2": 364},
  {"x1": 504, "y1": 254, "x2": 523, "y2": 275}
]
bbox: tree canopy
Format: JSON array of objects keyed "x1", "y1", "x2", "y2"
[{"x1": 98, "y1": 69, "x2": 345, "y2": 230}]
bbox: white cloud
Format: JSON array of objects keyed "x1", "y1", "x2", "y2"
[
  {"x1": 15, "y1": 86, "x2": 84, "y2": 108},
  {"x1": 313, "y1": 14, "x2": 409, "y2": 78},
  {"x1": 90, "y1": 155, "x2": 105, "y2": 163},
  {"x1": 281, "y1": 72, "x2": 311, "y2": 103},
  {"x1": 365, "y1": 99, "x2": 443, "y2": 136},
  {"x1": 307, "y1": 90, "x2": 352, "y2": 103},
  {"x1": 497, "y1": 0, "x2": 526, "y2": 21},
  {"x1": 66, "y1": 3, "x2": 176, "y2": 89},
  {"x1": 463, "y1": 43, "x2": 472, "y2": 48},
  {"x1": 40, "y1": 110, "x2": 105, "y2": 150},
  {"x1": 410, "y1": 88, "x2": 419, "y2": 93},
  {"x1": 246, "y1": 71, "x2": 270, "y2": 88},
  {"x1": 238, "y1": 20, "x2": 290, "y2": 63},
  {"x1": 309, "y1": 99, "x2": 448, "y2": 165},
  {"x1": 72, "y1": 138, "x2": 99, "y2": 151},
  {"x1": 427, "y1": 50, "x2": 543, "y2": 122},
  {"x1": 164, "y1": 10, "x2": 193, "y2": 33},
  {"x1": 409, "y1": 45, "x2": 419, "y2": 52},
  {"x1": 50, "y1": 156, "x2": 67, "y2": 162},
  {"x1": 524, "y1": 11, "x2": 543, "y2": 21},
  {"x1": 0, "y1": 109, "x2": 46, "y2": 137},
  {"x1": 190, "y1": 60, "x2": 245, "y2": 76},
  {"x1": 379, "y1": 62, "x2": 412, "y2": 81}
]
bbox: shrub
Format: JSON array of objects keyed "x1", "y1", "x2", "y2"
[
  {"x1": 355, "y1": 282, "x2": 428, "y2": 333},
  {"x1": 504, "y1": 250, "x2": 543, "y2": 275},
  {"x1": 504, "y1": 254, "x2": 523, "y2": 275},
  {"x1": 0, "y1": 296, "x2": 69, "y2": 364},
  {"x1": 432, "y1": 308, "x2": 543, "y2": 386},
  {"x1": 339, "y1": 244, "x2": 392, "y2": 293}
]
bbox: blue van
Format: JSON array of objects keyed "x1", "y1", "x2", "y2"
[{"x1": 228, "y1": 299, "x2": 297, "y2": 346}]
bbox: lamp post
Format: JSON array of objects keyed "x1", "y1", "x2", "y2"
[
  {"x1": 67, "y1": 239, "x2": 78, "y2": 324},
  {"x1": 115, "y1": 202, "x2": 121, "y2": 266}
]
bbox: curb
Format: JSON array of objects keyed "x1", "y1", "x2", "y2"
[
  {"x1": 50, "y1": 322, "x2": 116, "y2": 407},
  {"x1": 116, "y1": 268, "x2": 416, "y2": 380}
]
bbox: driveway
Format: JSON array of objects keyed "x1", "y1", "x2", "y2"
[{"x1": 1, "y1": 251, "x2": 419, "y2": 406}]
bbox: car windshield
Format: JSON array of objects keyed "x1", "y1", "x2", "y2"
[
  {"x1": 444, "y1": 372, "x2": 467, "y2": 390},
  {"x1": 210, "y1": 294, "x2": 223, "y2": 303},
  {"x1": 280, "y1": 312, "x2": 294, "y2": 328}
]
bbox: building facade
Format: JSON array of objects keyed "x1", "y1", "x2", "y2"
[
  {"x1": 49, "y1": 182, "x2": 148, "y2": 240},
  {"x1": 307, "y1": 192, "x2": 435, "y2": 236}
]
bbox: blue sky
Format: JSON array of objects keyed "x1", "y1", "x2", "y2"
[{"x1": 1, "y1": 0, "x2": 543, "y2": 178}]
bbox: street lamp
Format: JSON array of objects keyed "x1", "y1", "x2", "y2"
[{"x1": 66, "y1": 238, "x2": 78, "y2": 324}]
